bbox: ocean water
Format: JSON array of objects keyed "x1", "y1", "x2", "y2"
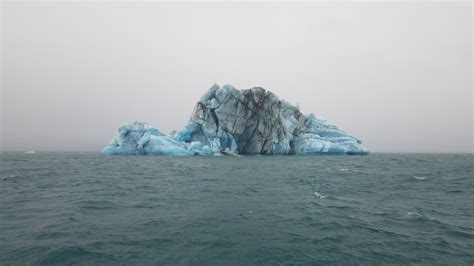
[{"x1": 0, "y1": 152, "x2": 473, "y2": 265}]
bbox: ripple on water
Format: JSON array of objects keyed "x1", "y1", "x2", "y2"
[
  {"x1": 0, "y1": 152, "x2": 472, "y2": 265},
  {"x1": 34, "y1": 246, "x2": 120, "y2": 265}
]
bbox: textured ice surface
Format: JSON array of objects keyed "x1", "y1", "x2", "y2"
[{"x1": 102, "y1": 84, "x2": 368, "y2": 156}]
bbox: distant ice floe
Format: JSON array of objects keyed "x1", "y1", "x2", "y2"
[
  {"x1": 1, "y1": 175, "x2": 18, "y2": 181},
  {"x1": 24, "y1": 151, "x2": 36, "y2": 154}
]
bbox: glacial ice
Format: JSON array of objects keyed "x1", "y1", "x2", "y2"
[{"x1": 102, "y1": 84, "x2": 369, "y2": 156}]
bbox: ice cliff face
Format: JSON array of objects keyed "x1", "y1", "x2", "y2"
[{"x1": 102, "y1": 84, "x2": 368, "y2": 156}]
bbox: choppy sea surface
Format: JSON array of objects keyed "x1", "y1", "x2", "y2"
[{"x1": 0, "y1": 152, "x2": 473, "y2": 265}]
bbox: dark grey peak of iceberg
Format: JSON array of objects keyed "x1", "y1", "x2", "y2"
[
  {"x1": 102, "y1": 84, "x2": 368, "y2": 156},
  {"x1": 183, "y1": 85, "x2": 306, "y2": 154}
]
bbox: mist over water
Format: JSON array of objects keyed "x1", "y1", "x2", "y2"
[
  {"x1": 2, "y1": 2, "x2": 472, "y2": 153},
  {"x1": 0, "y1": 153, "x2": 472, "y2": 264}
]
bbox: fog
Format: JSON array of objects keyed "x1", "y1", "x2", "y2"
[{"x1": 1, "y1": 2, "x2": 472, "y2": 152}]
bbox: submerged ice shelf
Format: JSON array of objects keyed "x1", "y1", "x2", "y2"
[{"x1": 102, "y1": 84, "x2": 368, "y2": 156}]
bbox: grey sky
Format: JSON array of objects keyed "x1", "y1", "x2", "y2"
[{"x1": 1, "y1": 2, "x2": 472, "y2": 152}]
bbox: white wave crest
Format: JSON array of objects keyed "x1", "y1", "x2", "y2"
[{"x1": 314, "y1": 192, "x2": 327, "y2": 199}]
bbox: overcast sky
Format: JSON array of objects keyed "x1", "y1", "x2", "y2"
[{"x1": 1, "y1": 2, "x2": 472, "y2": 152}]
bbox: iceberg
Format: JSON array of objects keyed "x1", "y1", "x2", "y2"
[{"x1": 102, "y1": 84, "x2": 368, "y2": 156}]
